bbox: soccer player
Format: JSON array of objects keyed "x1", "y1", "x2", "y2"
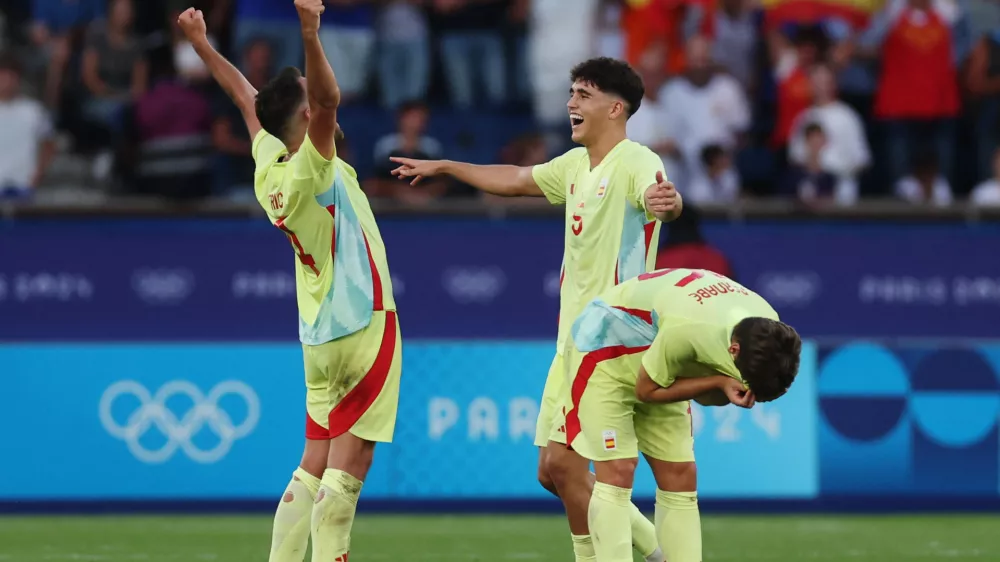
[
  {"x1": 391, "y1": 57, "x2": 680, "y2": 562},
  {"x1": 177, "y1": 4, "x2": 400, "y2": 562},
  {"x1": 564, "y1": 267, "x2": 802, "y2": 562}
]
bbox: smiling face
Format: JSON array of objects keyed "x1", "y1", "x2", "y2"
[{"x1": 567, "y1": 80, "x2": 625, "y2": 145}]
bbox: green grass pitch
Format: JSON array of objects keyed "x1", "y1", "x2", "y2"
[{"x1": 0, "y1": 514, "x2": 997, "y2": 561}]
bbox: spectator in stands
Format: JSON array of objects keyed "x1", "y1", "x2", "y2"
[
  {"x1": 781, "y1": 123, "x2": 843, "y2": 206},
  {"x1": 529, "y1": 0, "x2": 601, "y2": 150},
  {"x1": 321, "y1": 1, "x2": 375, "y2": 102},
  {"x1": 712, "y1": 0, "x2": 761, "y2": 90},
  {"x1": 232, "y1": 0, "x2": 301, "y2": 70},
  {"x1": 686, "y1": 144, "x2": 741, "y2": 204},
  {"x1": 971, "y1": 147, "x2": 1000, "y2": 206},
  {"x1": 433, "y1": 0, "x2": 507, "y2": 110},
  {"x1": 895, "y1": 151, "x2": 953, "y2": 206},
  {"x1": 769, "y1": 24, "x2": 826, "y2": 150},
  {"x1": 81, "y1": 0, "x2": 147, "y2": 143},
  {"x1": 30, "y1": 0, "x2": 105, "y2": 107},
  {"x1": 787, "y1": 64, "x2": 869, "y2": 204},
  {"x1": 655, "y1": 205, "x2": 735, "y2": 279},
  {"x1": 377, "y1": 0, "x2": 431, "y2": 109},
  {"x1": 212, "y1": 38, "x2": 273, "y2": 196},
  {"x1": 0, "y1": 53, "x2": 55, "y2": 198},
  {"x1": 366, "y1": 100, "x2": 447, "y2": 204},
  {"x1": 860, "y1": 0, "x2": 969, "y2": 185},
  {"x1": 965, "y1": 28, "x2": 1000, "y2": 183},
  {"x1": 626, "y1": 46, "x2": 674, "y2": 174},
  {"x1": 622, "y1": 0, "x2": 713, "y2": 79},
  {"x1": 125, "y1": 45, "x2": 212, "y2": 200},
  {"x1": 661, "y1": 35, "x2": 750, "y2": 189}
]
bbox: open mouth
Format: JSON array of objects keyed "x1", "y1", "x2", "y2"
[{"x1": 570, "y1": 113, "x2": 584, "y2": 128}]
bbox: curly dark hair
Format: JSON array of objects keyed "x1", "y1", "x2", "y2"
[
  {"x1": 570, "y1": 57, "x2": 645, "y2": 118},
  {"x1": 732, "y1": 318, "x2": 801, "y2": 403},
  {"x1": 254, "y1": 66, "x2": 305, "y2": 142}
]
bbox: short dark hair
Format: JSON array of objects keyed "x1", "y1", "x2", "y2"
[
  {"x1": 803, "y1": 122, "x2": 824, "y2": 138},
  {"x1": 570, "y1": 57, "x2": 645, "y2": 118},
  {"x1": 732, "y1": 318, "x2": 801, "y2": 403},
  {"x1": 397, "y1": 99, "x2": 428, "y2": 118},
  {"x1": 700, "y1": 144, "x2": 727, "y2": 168},
  {"x1": 255, "y1": 66, "x2": 305, "y2": 141}
]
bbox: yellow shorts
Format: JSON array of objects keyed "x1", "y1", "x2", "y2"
[
  {"x1": 304, "y1": 310, "x2": 402, "y2": 442},
  {"x1": 534, "y1": 353, "x2": 568, "y2": 447},
  {"x1": 564, "y1": 346, "x2": 694, "y2": 463}
]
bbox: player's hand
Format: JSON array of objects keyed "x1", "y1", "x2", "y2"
[
  {"x1": 721, "y1": 378, "x2": 755, "y2": 409},
  {"x1": 390, "y1": 157, "x2": 446, "y2": 186},
  {"x1": 176, "y1": 8, "x2": 208, "y2": 44},
  {"x1": 294, "y1": 0, "x2": 325, "y2": 34},
  {"x1": 644, "y1": 171, "x2": 678, "y2": 215}
]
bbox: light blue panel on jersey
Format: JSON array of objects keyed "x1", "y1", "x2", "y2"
[{"x1": 0, "y1": 341, "x2": 817, "y2": 500}]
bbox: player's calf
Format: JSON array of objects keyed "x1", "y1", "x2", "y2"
[
  {"x1": 311, "y1": 432, "x2": 375, "y2": 562},
  {"x1": 589, "y1": 458, "x2": 639, "y2": 562},
  {"x1": 269, "y1": 439, "x2": 329, "y2": 562},
  {"x1": 544, "y1": 441, "x2": 592, "y2": 535},
  {"x1": 647, "y1": 457, "x2": 701, "y2": 562}
]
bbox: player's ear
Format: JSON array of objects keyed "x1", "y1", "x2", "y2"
[
  {"x1": 609, "y1": 99, "x2": 625, "y2": 120},
  {"x1": 728, "y1": 341, "x2": 740, "y2": 360}
]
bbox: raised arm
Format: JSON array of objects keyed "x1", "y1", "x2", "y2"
[
  {"x1": 390, "y1": 158, "x2": 545, "y2": 197},
  {"x1": 296, "y1": 0, "x2": 339, "y2": 160},
  {"x1": 177, "y1": 8, "x2": 260, "y2": 139}
]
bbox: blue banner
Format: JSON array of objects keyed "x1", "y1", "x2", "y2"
[
  {"x1": 2, "y1": 219, "x2": 1000, "y2": 340},
  {"x1": 0, "y1": 341, "x2": 818, "y2": 500}
]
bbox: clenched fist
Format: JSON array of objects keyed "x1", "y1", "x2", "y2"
[
  {"x1": 176, "y1": 8, "x2": 207, "y2": 44},
  {"x1": 295, "y1": 0, "x2": 325, "y2": 34}
]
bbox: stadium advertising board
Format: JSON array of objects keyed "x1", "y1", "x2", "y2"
[
  {"x1": 1, "y1": 219, "x2": 1000, "y2": 340},
  {"x1": 0, "y1": 342, "x2": 818, "y2": 501}
]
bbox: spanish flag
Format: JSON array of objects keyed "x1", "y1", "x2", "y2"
[{"x1": 762, "y1": 0, "x2": 885, "y2": 30}]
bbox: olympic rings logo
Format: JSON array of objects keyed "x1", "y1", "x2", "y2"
[{"x1": 99, "y1": 380, "x2": 260, "y2": 464}]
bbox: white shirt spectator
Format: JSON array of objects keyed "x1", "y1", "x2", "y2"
[
  {"x1": 529, "y1": 0, "x2": 600, "y2": 127},
  {"x1": 971, "y1": 179, "x2": 1000, "y2": 206},
  {"x1": 0, "y1": 96, "x2": 52, "y2": 189},
  {"x1": 895, "y1": 175, "x2": 953, "y2": 206},
  {"x1": 661, "y1": 74, "x2": 750, "y2": 168},
  {"x1": 788, "y1": 102, "x2": 870, "y2": 205},
  {"x1": 686, "y1": 168, "x2": 741, "y2": 205}
]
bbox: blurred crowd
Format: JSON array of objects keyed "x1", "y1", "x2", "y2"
[{"x1": 2, "y1": 0, "x2": 1000, "y2": 208}]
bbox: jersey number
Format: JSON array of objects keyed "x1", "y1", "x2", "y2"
[
  {"x1": 571, "y1": 202, "x2": 584, "y2": 236},
  {"x1": 274, "y1": 206, "x2": 336, "y2": 276}
]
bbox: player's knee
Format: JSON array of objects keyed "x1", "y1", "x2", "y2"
[
  {"x1": 657, "y1": 461, "x2": 697, "y2": 493},
  {"x1": 537, "y1": 463, "x2": 558, "y2": 495},
  {"x1": 543, "y1": 445, "x2": 579, "y2": 489},
  {"x1": 299, "y1": 440, "x2": 330, "y2": 479},
  {"x1": 328, "y1": 433, "x2": 376, "y2": 479},
  {"x1": 596, "y1": 458, "x2": 639, "y2": 489}
]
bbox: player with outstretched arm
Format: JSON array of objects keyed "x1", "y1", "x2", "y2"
[
  {"x1": 565, "y1": 267, "x2": 802, "y2": 561},
  {"x1": 392, "y1": 58, "x2": 680, "y2": 562},
  {"x1": 177, "y1": 3, "x2": 400, "y2": 562}
]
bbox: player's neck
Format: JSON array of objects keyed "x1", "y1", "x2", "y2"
[{"x1": 585, "y1": 131, "x2": 627, "y2": 170}]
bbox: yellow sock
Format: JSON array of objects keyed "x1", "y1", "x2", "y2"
[
  {"x1": 571, "y1": 534, "x2": 597, "y2": 562},
  {"x1": 588, "y1": 483, "x2": 633, "y2": 562},
  {"x1": 629, "y1": 502, "x2": 663, "y2": 561},
  {"x1": 269, "y1": 468, "x2": 320, "y2": 562},
  {"x1": 655, "y1": 489, "x2": 702, "y2": 562},
  {"x1": 311, "y1": 469, "x2": 363, "y2": 562}
]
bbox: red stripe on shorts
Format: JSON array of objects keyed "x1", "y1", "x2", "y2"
[
  {"x1": 564, "y1": 344, "x2": 650, "y2": 445},
  {"x1": 305, "y1": 412, "x2": 329, "y2": 440},
  {"x1": 363, "y1": 232, "x2": 384, "y2": 311},
  {"x1": 611, "y1": 306, "x2": 653, "y2": 325},
  {"x1": 327, "y1": 311, "x2": 398, "y2": 438}
]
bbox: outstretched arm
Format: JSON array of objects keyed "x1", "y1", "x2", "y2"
[
  {"x1": 296, "y1": 0, "x2": 339, "y2": 160},
  {"x1": 390, "y1": 158, "x2": 545, "y2": 197},
  {"x1": 177, "y1": 8, "x2": 260, "y2": 140}
]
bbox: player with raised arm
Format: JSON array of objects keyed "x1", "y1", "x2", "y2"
[
  {"x1": 392, "y1": 57, "x2": 680, "y2": 562},
  {"x1": 565, "y1": 268, "x2": 801, "y2": 562},
  {"x1": 177, "y1": 4, "x2": 399, "y2": 562}
]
